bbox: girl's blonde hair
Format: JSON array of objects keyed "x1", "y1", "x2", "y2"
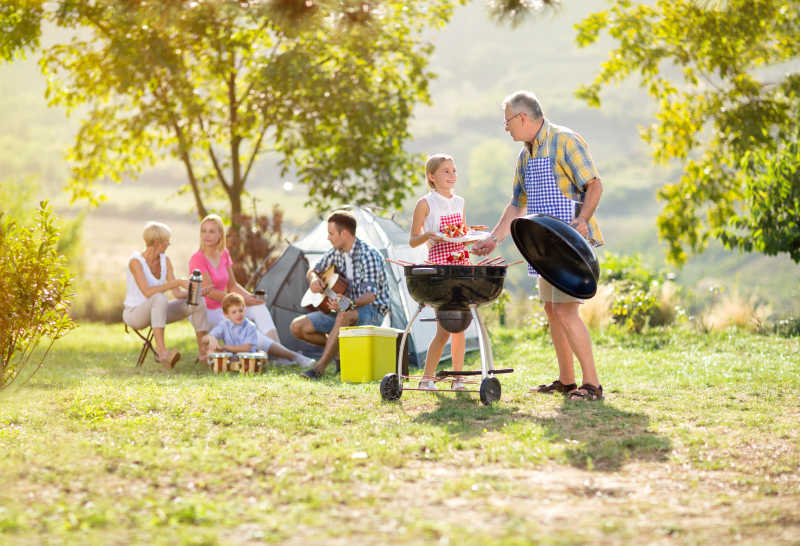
[
  {"x1": 142, "y1": 221, "x2": 172, "y2": 247},
  {"x1": 425, "y1": 153, "x2": 454, "y2": 188},
  {"x1": 200, "y1": 214, "x2": 226, "y2": 253}
]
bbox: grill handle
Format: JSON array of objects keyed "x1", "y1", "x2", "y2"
[{"x1": 410, "y1": 267, "x2": 437, "y2": 276}]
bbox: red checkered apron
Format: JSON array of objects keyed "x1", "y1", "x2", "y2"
[{"x1": 428, "y1": 213, "x2": 470, "y2": 264}]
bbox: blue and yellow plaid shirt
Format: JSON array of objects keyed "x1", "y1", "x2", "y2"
[{"x1": 510, "y1": 118, "x2": 604, "y2": 246}]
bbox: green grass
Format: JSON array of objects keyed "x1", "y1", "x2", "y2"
[{"x1": 1, "y1": 322, "x2": 799, "y2": 545}]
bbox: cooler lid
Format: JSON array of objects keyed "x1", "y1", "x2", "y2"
[
  {"x1": 510, "y1": 213, "x2": 599, "y2": 299},
  {"x1": 339, "y1": 326, "x2": 402, "y2": 338}
]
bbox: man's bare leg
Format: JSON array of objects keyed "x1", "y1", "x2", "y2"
[
  {"x1": 312, "y1": 309, "x2": 358, "y2": 373},
  {"x1": 290, "y1": 316, "x2": 327, "y2": 347},
  {"x1": 544, "y1": 301, "x2": 577, "y2": 385},
  {"x1": 552, "y1": 302, "x2": 599, "y2": 387}
]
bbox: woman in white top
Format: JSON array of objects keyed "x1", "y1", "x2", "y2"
[{"x1": 122, "y1": 222, "x2": 211, "y2": 368}]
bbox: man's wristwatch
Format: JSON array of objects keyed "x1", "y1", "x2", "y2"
[{"x1": 489, "y1": 233, "x2": 498, "y2": 244}]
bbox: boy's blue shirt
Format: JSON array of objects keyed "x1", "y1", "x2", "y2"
[{"x1": 209, "y1": 317, "x2": 259, "y2": 349}]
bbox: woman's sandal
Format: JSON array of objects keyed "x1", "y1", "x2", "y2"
[
  {"x1": 155, "y1": 350, "x2": 181, "y2": 369},
  {"x1": 568, "y1": 383, "x2": 604, "y2": 401},
  {"x1": 529, "y1": 379, "x2": 577, "y2": 394}
]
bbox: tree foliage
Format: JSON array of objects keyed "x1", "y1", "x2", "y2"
[
  {"x1": 0, "y1": 0, "x2": 44, "y2": 61},
  {"x1": 728, "y1": 134, "x2": 800, "y2": 262},
  {"x1": 484, "y1": 0, "x2": 562, "y2": 27},
  {"x1": 36, "y1": 0, "x2": 456, "y2": 218},
  {"x1": 575, "y1": 0, "x2": 800, "y2": 264},
  {"x1": 0, "y1": 201, "x2": 76, "y2": 390}
]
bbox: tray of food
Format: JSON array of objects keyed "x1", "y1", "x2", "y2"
[{"x1": 437, "y1": 224, "x2": 491, "y2": 243}]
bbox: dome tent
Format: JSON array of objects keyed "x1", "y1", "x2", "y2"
[{"x1": 255, "y1": 205, "x2": 482, "y2": 368}]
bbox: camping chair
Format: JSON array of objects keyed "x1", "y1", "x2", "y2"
[{"x1": 125, "y1": 324, "x2": 155, "y2": 367}]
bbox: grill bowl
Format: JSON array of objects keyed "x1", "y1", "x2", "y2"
[
  {"x1": 435, "y1": 307, "x2": 474, "y2": 334},
  {"x1": 403, "y1": 265, "x2": 506, "y2": 310}
]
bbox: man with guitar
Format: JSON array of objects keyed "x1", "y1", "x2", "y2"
[{"x1": 290, "y1": 211, "x2": 390, "y2": 379}]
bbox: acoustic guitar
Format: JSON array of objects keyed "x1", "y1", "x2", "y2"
[{"x1": 300, "y1": 265, "x2": 352, "y2": 313}]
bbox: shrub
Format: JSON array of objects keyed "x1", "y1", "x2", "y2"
[
  {"x1": 600, "y1": 253, "x2": 683, "y2": 333},
  {"x1": 610, "y1": 285, "x2": 657, "y2": 332},
  {"x1": 0, "y1": 177, "x2": 85, "y2": 273},
  {"x1": 0, "y1": 201, "x2": 76, "y2": 390},
  {"x1": 601, "y1": 252, "x2": 661, "y2": 291},
  {"x1": 226, "y1": 204, "x2": 287, "y2": 290},
  {"x1": 774, "y1": 317, "x2": 800, "y2": 337}
]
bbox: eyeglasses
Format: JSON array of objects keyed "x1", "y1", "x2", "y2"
[{"x1": 504, "y1": 111, "x2": 523, "y2": 128}]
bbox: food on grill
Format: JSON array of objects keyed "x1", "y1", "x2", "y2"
[
  {"x1": 447, "y1": 250, "x2": 470, "y2": 263},
  {"x1": 387, "y1": 256, "x2": 521, "y2": 267}
]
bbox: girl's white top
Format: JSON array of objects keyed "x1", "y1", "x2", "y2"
[
  {"x1": 422, "y1": 191, "x2": 465, "y2": 237},
  {"x1": 124, "y1": 251, "x2": 166, "y2": 308}
]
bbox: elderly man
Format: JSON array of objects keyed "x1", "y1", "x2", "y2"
[
  {"x1": 472, "y1": 90, "x2": 605, "y2": 401},
  {"x1": 290, "y1": 211, "x2": 390, "y2": 380}
]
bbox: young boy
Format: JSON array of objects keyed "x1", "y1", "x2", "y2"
[{"x1": 204, "y1": 293, "x2": 315, "y2": 368}]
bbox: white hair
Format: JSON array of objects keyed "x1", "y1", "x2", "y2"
[{"x1": 503, "y1": 90, "x2": 544, "y2": 120}]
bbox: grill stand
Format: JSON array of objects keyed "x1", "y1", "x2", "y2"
[
  {"x1": 470, "y1": 305, "x2": 495, "y2": 376},
  {"x1": 384, "y1": 303, "x2": 506, "y2": 405}
]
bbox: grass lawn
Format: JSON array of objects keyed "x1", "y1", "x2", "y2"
[{"x1": 1, "y1": 322, "x2": 798, "y2": 545}]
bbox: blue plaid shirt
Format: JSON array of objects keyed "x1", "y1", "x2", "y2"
[
  {"x1": 209, "y1": 318, "x2": 260, "y2": 350},
  {"x1": 511, "y1": 118, "x2": 604, "y2": 246},
  {"x1": 313, "y1": 238, "x2": 389, "y2": 316}
]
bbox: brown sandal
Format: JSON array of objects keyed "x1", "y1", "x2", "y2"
[
  {"x1": 530, "y1": 380, "x2": 577, "y2": 394},
  {"x1": 155, "y1": 349, "x2": 181, "y2": 369},
  {"x1": 568, "y1": 383, "x2": 604, "y2": 401}
]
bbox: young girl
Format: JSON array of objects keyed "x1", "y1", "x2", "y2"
[{"x1": 409, "y1": 153, "x2": 470, "y2": 391}]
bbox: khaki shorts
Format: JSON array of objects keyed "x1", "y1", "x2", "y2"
[{"x1": 537, "y1": 276, "x2": 582, "y2": 304}]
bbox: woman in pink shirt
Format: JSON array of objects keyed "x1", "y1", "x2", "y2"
[{"x1": 189, "y1": 214, "x2": 279, "y2": 343}]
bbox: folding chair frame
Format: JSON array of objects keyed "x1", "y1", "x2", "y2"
[{"x1": 125, "y1": 324, "x2": 156, "y2": 367}]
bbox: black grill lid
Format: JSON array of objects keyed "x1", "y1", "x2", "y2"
[{"x1": 510, "y1": 214, "x2": 599, "y2": 299}]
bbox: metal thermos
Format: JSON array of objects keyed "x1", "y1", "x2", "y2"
[{"x1": 187, "y1": 269, "x2": 203, "y2": 305}]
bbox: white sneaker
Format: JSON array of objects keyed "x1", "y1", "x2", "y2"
[
  {"x1": 272, "y1": 357, "x2": 295, "y2": 367},
  {"x1": 418, "y1": 379, "x2": 437, "y2": 390},
  {"x1": 293, "y1": 354, "x2": 316, "y2": 369},
  {"x1": 452, "y1": 378, "x2": 467, "y2": 391}
]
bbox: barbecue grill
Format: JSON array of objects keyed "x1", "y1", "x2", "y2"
[
  {"x1": 380, "y1": 215, "x2": 600, "y2": 405},
  {"x1": 379, "y1": 264, "x2": 513, "y2": 405}
]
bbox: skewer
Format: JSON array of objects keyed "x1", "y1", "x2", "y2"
[{"x1": 387, "y1": 257, "x2": 522, "y2": 267}]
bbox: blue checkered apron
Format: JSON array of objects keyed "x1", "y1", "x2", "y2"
[{"x1": 524, "y1": 157, "x2": 577, "y2": 276}]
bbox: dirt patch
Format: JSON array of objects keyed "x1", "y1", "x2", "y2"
[{"x1": 274, "y1": 461, "x2": 800, "y2": 545}]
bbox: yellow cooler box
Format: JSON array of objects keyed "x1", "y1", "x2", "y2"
[{"x1": 339, "y1": 326, "x2": 401, "y2": 382}]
